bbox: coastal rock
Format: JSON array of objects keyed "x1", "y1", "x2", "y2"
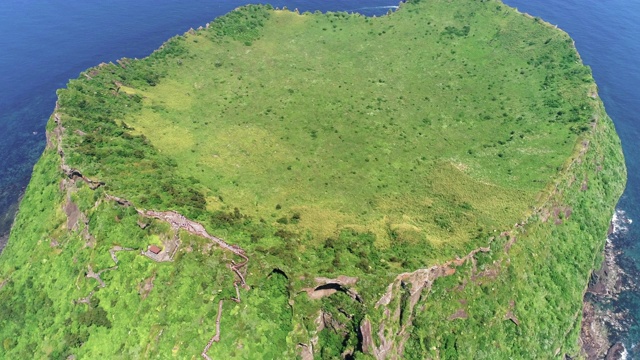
[
  {"x1": 580, "y1": 301, "x2": 610, "y2": 359},
  {"x1": 581, "y1": 211, "x2": 635, "y2": 358},
  {"x1": 605, "y1": 342, "x2": 626, "y2": 360},
  {"x1": 0, "y1": 232, "x2": 7, "y2": 252}
]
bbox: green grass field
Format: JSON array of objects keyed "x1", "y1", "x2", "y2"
[
  {"x1": 0, "y1": 0, "x2": 626, "y2": 358},
  {"x1": 118, "y1": 3, "x2": 588, "y2": 256}
]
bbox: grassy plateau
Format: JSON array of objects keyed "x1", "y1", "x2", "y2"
[{"x1": 0, "y1": 0, "x2": 626, "y2": 359}]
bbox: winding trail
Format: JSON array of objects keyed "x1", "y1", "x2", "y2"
[
  {"x1": 231, "y1": 282, "x2": 241, "y2": 303},
  {"x1": 104, "y1": 195, "x2": 249, "y2": 284},
  {"x1": 140, "y1": 209, "x2": 249, "y2": 287},
  {"x1": 105, "y1": 199, "x2": 249, "y2": 359},
  {"x1": 109, "y1": 246, "x2": 134, "y2": 264},
  {"x1": 86, "y1": 264, "x2": 118, "y2": 288},
  {"x1": 49, "y1": 110, "x2": 249, "y2": 359},
  {"x1": 75, "y1": 290, "x2": 95, "y2": 305},
  {"x1": 201, "y1": 300, "x2": 224, "y2": 360},
  {"x1": 135, "y1": 208, "x2": 248, "y2": 357}
]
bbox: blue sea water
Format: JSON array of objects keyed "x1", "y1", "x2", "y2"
[{"x1": 0, "y1": 0, "x2": 639, "y2": 354}]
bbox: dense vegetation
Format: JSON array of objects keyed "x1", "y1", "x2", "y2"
[{"x1": 0, "y1": 0, "x2": 625, "y2": 359}]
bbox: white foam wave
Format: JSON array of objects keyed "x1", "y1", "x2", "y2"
[
  {"x1": 353, "y1": 6, "x2": 400, "y2": 11},
  {"x1": 611, "y1": 208, "x2": 633, "y2": 236},
  {"x1": 621, "y1": 343, "x2": 629, "y2": 360}
]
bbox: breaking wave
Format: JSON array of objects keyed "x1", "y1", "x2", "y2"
[
  {"x1": 611, "y1": 208, "x2": 633, "y2": 239},
  {"x1": 355, "y1": 6, "x2": 399, "y2": 9}
]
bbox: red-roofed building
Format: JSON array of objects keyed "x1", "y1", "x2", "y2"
[{"x1": 149, "y1": 245, "x2": 162, "y2": 254}]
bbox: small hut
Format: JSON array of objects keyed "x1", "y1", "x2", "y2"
[{"x1": 148, "y1": 245, "x2": 162, "y2": 255}]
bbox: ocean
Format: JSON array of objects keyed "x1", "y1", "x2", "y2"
[{"x1": 1, "y1": 0, "x2": 638, "y2": 354}]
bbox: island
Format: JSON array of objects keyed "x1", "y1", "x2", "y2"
[{"x1": 0, "y1": 0, "x2": 626, "y2": 358}]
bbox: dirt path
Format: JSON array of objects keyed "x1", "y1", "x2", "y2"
[
  {"x1": 103, "y1": 202, "x2": 250, "y2": 359},
  {"x1": 231, "y1": 282, "x2": 241, "y2": 303},
  {"x1": 51, "y1": 110, "x2": 248, "y2": 359},
  {"x1": 75, "y1": 290, "x2": 95, "y2": 305},
  {"x1": 86, "y1": 264, "x2": 118, "y2": 288},
  {"x1": 140, "y1": 209, "x2": 249, "y2": 286},
  {"x1": 109, "y1": 246, "x2": 134, "y2": 264},
  {"x1": 201, "y1": 300, "x2": 224, "y2": 360},
  {"x1": 135, "y1": 209, "x2": 249, "y2": 358}
]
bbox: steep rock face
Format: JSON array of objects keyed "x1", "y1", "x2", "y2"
[
  {"x1": 0, "y1": 1, "x2": 626, "y2": 359},
  {"x1": 580, "y1": 213, "x2": 635, "y2": 359}
]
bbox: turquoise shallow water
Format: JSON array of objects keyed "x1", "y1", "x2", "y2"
[{"x1": 1, "y1": 0, "x2": 639, "y2": 353}]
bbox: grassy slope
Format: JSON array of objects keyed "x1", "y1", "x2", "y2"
[
  {"x1": 401, "y1": 100, "x2": 625, "y2": 358},
  {"x1": 122, "y1": 3, "x2": 579, "y2": 254},
  {"x1": 0, "y1": 0, "x2": 625, "y2": 358}
]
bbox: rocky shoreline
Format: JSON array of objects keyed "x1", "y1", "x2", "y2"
[
  {"x1": 0, "y1": 191, "x2": 24, "y2": 254},
  {"x1": 580, "y1": 210, "x2": 635, "y2": 359},
  {"x1": 0, "y1": 232, "x2": 7, "y2": 252}
]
